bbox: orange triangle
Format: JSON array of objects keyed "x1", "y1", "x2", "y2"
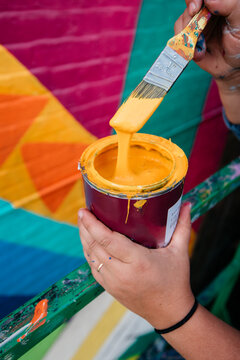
[
  {"x1": 21, "y1": 143, "x2": 88, "y2": 212},
  {"x1": 0, "y1": 94, "x2": 48, "y2": 165}
]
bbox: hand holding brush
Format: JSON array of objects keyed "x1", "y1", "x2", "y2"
[{"x1": 175, "y1": 0, "x2": 240, "y2": 125}]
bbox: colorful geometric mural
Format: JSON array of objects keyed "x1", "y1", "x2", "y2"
[
  {"x1": 0, "y1": 0, "x2": 230, "y2": 359},
  {"x1": 0, "y1": 46, "x2": 95, "y2": 224},
  {"x1": 0, "y1": 0, "x2": 141, "y2": 138}
]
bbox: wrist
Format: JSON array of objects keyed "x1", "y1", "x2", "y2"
[
  {"x1": 148, "y1": 291, "x2": 195, "y2": 330},
  {"x1": 216, "y1": 79, "x2": 240, "y2": 125},
  {"x1": 154, "y1": 298, "x2": 198, "y2": 334}
]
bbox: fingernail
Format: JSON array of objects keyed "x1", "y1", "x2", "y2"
[
  {"x1": 184, "y1": 202, "x2": 192, "y2": 209},
  {"x1": 189, "y1": 2, "x2": 196, "y2": 15},
  {"x1": 78, "y1": 209, "x2": 84, "y2": 220}
]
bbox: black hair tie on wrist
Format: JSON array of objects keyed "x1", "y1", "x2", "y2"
[{"x1": 154, "y1": 298, "x2": 198, "y2": 335}]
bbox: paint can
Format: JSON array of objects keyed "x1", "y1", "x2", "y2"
[{"x1": 79, "y1": 133, "x2": 188, "y2": 248}]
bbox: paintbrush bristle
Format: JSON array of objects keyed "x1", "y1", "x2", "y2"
[{"x1": 131, "y1": 80, "x2": 167, "y2": 99}]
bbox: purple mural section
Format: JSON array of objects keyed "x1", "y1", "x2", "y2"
[{"x1": 0, "y1": 0, "x2": 141, "y2": 137}]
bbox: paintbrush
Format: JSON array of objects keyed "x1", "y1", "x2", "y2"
[{"x1": 131, "y1": 7, "x2": 211, "y2": 99}]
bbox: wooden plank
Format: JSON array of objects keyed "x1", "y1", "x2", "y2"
[
  {"x1": 0, "y1": 264, "x2": 104, "y2": 359},
  {"x1": 0, "y1": 156, "x2": 240, "y2": 360},
  {"x1": 185, "y1": 156, "x2": 240, "y2": 222}
]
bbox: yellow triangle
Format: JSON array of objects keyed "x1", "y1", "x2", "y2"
[{"x1": 0, "y1": 45, "x2": 97, "y2": 224}]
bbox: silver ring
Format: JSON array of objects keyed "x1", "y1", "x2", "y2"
[{"x1": 97, "y1": 263, "x2": 104, "y2": 272}]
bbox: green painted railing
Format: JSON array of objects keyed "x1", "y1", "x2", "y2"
[{"x1": 0, "y1": 156, "x2": 240, "y2": 360}]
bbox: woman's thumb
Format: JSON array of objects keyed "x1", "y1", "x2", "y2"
[{"x1": 169, "y1": 202, "x2": 192, "y2": 253}]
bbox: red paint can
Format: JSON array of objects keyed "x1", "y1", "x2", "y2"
[{"x1": 79, "y1": 134, "x2": 188, "y2": 248}]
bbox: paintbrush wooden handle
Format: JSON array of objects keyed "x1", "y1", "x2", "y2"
[{"x1": 167, "y1": 7, "x2": 211, "y2": 61}]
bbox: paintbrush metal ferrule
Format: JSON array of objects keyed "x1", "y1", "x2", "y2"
[
  {"x1": 143, "y1": 46, "x2": 188, "y2": 93},
  {"x1": 132, "y1": 7, "x2": 211, "y2": 98}
]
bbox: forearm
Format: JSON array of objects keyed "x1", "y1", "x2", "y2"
[
  {"x1": 216, "y1": 80, "x2": 240, "y2": 125},
  {"x1": 162, "y1": 305, "x2": 240, "y2": 360}
]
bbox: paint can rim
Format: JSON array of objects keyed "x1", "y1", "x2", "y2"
[
  {"x1": 82, "y1": 172, "x2": 185, "y2": 200},
  {"x1": 79, "y1": 133, "x2": 188, "y2": 197}
]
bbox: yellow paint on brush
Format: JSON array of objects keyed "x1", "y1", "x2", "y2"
[
  {"x1": 134, "y1": 199, "x2": 147, "y2": 209},
  {"x1": 109, "y1": 96, "x2": 164, "y2": 134},
  {"x1": 71, "y1": 301, "x2": 127, "y2": 360}
]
